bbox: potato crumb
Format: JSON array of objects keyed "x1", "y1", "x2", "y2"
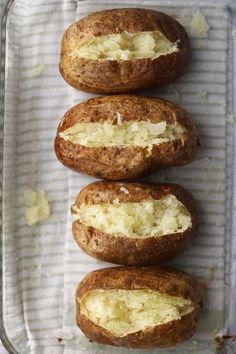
[
  {"x1": 174, "y1": 39, "x2": 181, "y2": 46},
  {"x1": 31, "y1": 64, "x2": 45, "y2": 77},
  {"x1": 168, "y1": 85, "x2": 181, "y2": 103},
  {"x1": 116, "y1": 112, "x2": 123, "y2": 125},
  {"x1": 197, "y1": 90, "x2": 208, "y2": 100},
  {"x1": 190, "y1": 12, "x2": 210, "y2": 38},
  {"x1": 112, "y1": 197, "x2": 120, "y2": 204},
  {"x1": 120, "y1": 187, "x2": 129, "y2": 195},
  {"x1": 225, "y1": 113, "x2": 235, "y2": 123},
  {"x1": 71, "y1": 205, "x2": 80, "y2": 220},
  {"x1": 145, "y1": 144, "x2": 153, "y2": 155},
  {"x1": 23, "y1": 189, "x2": 50, "y2": 226}
]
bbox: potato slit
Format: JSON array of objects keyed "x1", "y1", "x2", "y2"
[
  {"x1": 72, "y1": 31, "x2": 179, "y2": 60},
  {"x1": 80, "y1": 289, "x2": 194, "y2": 337},
  {"x1": 72, "y1": 195, "x2": 192, "y2": 238},
  {"x1": 59, "y1": 121, "x2": 185, "y2": 149}
]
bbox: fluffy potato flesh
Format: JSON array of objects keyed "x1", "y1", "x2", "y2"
[
  {"x1": 79, "y1": 289, "x2": 194, "y2": 337},
  {"x1": 59, "y1": 121, "x2": 185, "y2": 150},
  {"x1": 72, "y1": 31, "x2": 178, "y2": 60},
  {"x1": 72, "y1": 195, "x2": 192, "y2": 237},
  {"x1": 23, "y1": 189, "x2": 50, "y2": 226}
]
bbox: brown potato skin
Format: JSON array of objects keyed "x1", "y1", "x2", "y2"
[
  {"x1": 54, "y1": 95, "x2": 198, "y2": 180},
  {"x1": 59, "y1": 8, "x2": 190, "y2": 94},
  {"x1": 76, "y1": 266, "x2": 203, "y2": 348},
  {"x1": 72, "y1": 181, "x2": 198, "y2": 265}
]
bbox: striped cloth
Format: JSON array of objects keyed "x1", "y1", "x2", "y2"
[
  {"x1": 0, "y1": 0, "x2": 235, "y2": 353},
  {"x1": 0, "y1": 0, "x2": 9, "y2": 352}
]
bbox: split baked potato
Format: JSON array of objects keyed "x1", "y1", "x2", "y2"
[
  {"x1": 76, "y1": 266, "x2": 203, "y2": 348},
  {"x1": 54, "y1": 95, "x2": 198, "y2": 180},
  {"x1": 59, "y1": 8, "x2": 190, "y2": 93},
  {"x1": 72, "y1": 181, "x2": 198, "y2": 265}
]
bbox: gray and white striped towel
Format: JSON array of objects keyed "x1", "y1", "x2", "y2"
[{"x1": 1, "y1": 0, "x2": 235, "y2": 353}]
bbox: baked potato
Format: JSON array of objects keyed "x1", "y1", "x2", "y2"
[
  {"x1": 59, "y1": 8, "x2": 190, "y2": 93},
  {"x1": 54, "y1": 95, "x2": 198, "y2": 180},
  {"x1": 72, "y1": 181, "x2": 198, "y2": 265},
  {"x1": 76, "y1": 266, "x2": 203, "y2": 348}
]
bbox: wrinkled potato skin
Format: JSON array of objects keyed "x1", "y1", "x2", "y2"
[
  {"x1": 59, "y1": 8, "x2": 190, "y2": 93},
  {"x1": 55, "y1": 95, "x2": 198, "y2": 180},
  {"x1": 72, "y1": 181, "x2": 198, "y2": 265},
  {"x1": 76, "y1": 266, "x2": 203, "y2": 348}
]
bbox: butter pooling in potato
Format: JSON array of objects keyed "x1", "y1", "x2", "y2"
[
  {"x1": 59, "y1": 121, "x2": 185, "y2": 152},
  {"x1": 79, "y1": 289, "x2": 194, "y2": 337},
  {"x1": 72, "y1": 194, "x2": 192, "y2": 238},
  {"x1": 73, "y1": 31, "x2": 179, "y2": 60}
]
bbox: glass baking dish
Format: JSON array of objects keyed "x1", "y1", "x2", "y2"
[{"x1": 0, "y1": 0, "x2": 236, "y2": 353}]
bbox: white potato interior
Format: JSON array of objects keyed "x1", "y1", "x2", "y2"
[
  {"x1": 23, "y1": 189, "x2": 50, "y2": 226},
  {"x1": 60, "y1": 121, "x2": 185, "y2": 149},
  {"x1": 190, "y1": 12, "x2": 210, "y2": 38},
  {"x1": 73, "y1": 31, "x2": 178, "y2": 60},
  {"x1": 72, "y1": 195, "x2": 192, "y2": 238},
  {"x1": 80, "y1": 289, "x2": 194, "y2": 337}
]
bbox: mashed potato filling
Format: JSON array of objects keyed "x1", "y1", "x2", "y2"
[
  {"x1": 80, "y1": 289, "x2": 194, "y2": 337},
  {"x1": 73, "y1": 31, "x2": 179, "y2": 60},
  {"x1": 60, "y1": 121, "x2": 185, "y2": 148},
  {"x1": 72, "y1": 195, "x2": 192, "y2": 237}
]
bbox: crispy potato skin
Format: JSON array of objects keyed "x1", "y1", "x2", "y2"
[
  {"x1": 59, "y1": 8, "x2": 190, "y2": 93},
  {"x1": 54, "y1": 95, "x2": 198, "y2": 180},
  {"x1": 76, "y1": 266, "x2": 203, "y2": 348},
  {"x1": 72, "y1": 181, "x2": 198, "y2": 265}
]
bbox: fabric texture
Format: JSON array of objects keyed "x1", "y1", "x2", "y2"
[{"x1": 0, "y1": 0, "x2": 235, "y2": 353}]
